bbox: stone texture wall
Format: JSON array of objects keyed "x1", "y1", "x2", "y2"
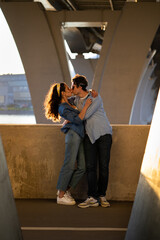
[{"x1": 0, "y1": 124, "x2": 150, "y2": 200}]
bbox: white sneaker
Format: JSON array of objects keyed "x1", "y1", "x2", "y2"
[
  {"x1": 57, "y1": 193, "x2": 76, "y2": 205},
  {"x1": 65, "y1": 191, "x2": 75, "y2": 201},
  {"x1": 57, "y1": 190, "x2": 75, "y2": 202},
  {"x1": 78, "y1": 197, "x2": 99, "y2": 208},
  {"x1": 100, "y1": 196, "x2": 110, "y2": 208}
]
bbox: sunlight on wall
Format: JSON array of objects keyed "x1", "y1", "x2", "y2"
[{"x1": 141, "y1": 89, "x2": 160, "y2": 198}]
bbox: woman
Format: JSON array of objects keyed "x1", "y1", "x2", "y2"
[{"x1": 44, "y1": 82, "x2": 92, "y2": 205}]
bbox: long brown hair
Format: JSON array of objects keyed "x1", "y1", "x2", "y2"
[{"x1": 44, "y1": 82, "x2": 65, "y2": 122}]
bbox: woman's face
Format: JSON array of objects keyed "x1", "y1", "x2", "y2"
[{"x1": 64, "y1": 84, "x2": 72, "y2": 98}]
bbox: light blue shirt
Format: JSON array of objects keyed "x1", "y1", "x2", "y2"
[{"x1": 74, "y1": 93, "x2": 112, "y2": 144}]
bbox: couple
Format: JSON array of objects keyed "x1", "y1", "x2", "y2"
[{"x1": 44, "y1": 74, "x2": 112, "y2": 208}]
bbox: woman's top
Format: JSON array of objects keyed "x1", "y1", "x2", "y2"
[{"x1": 58, "y1": 102, "x2": 84, "y2": 138}]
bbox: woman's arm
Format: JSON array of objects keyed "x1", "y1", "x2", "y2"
[
  {"x1": 60, "y1": 99, "x2": 92, "y2": 124},
  {"x1": 78, "y1": 98, "x2": 92, "y2": 120},
  {"x1": 60, "y1": 107, "x2": 82, "y2": 124}
]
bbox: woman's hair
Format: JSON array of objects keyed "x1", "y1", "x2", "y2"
[
  {"x1": 72, "y1": 74, "x2": 88, "y2": 91},
  {"x1": 44, "y1": 82, "x2": 65, "y2": 122}
]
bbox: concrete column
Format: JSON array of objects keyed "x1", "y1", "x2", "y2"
[
  {"x1": 129, "y1": 54, "x2": 156, "y2": 124},
  {"x1": 0, "y1": 2, "x2": 70, "y2": 123},
  {"x1": 71, "y1": 54, "x2": 98, "y2": 89},
  {"x1": 125, "y1": 89, "x2": 160, "y2": 240},
  {"x1": 96, "y1": 3, "x2": 160, "y2": 123}
]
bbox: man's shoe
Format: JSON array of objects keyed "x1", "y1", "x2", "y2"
[
  {"x1": 100, "y1": 196, "x2": 110, "y2": 208},
  {"x1": 57, "y1": 193, "x2": 76, "y2": 205},
  {"x1": 78, "y1": 197, "x2": 99, "y2": 208}
]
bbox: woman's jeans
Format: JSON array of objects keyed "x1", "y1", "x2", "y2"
[
  {"x1": 84, "y1": 134, "x2": 112, "y2": 198},
  {"x1": 57, "y1": 129, "x2": 86, "y2": 191}
]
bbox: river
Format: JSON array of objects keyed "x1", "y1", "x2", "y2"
[{"x1": 0, "y1": 114, "x2": 36, "y2": 124}]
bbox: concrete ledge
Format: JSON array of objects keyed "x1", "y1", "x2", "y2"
[{"x1": 0, "y1": 124, "x2": 150, "y2": 200}]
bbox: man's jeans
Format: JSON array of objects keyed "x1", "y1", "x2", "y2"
[
  {"x1": 84, "y1": 134, "x2": 112, "y2": 198},
  {"x1": 57, "y1": 129, "x2": 85, "y2": 191}
]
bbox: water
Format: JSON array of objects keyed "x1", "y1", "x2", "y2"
[{"x1": 0, "y1": 114, "x2": 36, "y2": 124}]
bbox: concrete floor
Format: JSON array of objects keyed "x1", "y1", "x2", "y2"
[{"x1": 15, "y1": 199, "x2": 133, "y2": 240}]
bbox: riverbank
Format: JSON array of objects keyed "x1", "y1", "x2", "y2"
[{"x1": 0, "y1": 110, "x2": 34, "y2": 115}]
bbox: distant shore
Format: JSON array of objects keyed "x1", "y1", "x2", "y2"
[{"x1": 0, "y1": 110, "x2": 34, "y2": 115}]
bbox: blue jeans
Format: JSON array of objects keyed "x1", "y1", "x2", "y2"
[
  {"x1": 84, "y1": 134, "x2": 112, "y2": 198},
  {"x1": 57, "y1": 129, "x2": 86, "y2": 191}
]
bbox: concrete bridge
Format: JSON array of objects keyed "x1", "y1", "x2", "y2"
[{"x1": 0, "y1": 1, "x2": 160, "y2": 240}]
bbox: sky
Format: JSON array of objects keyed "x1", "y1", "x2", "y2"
[{"x1": 0, "y1": 8, "x2": 25, "y2": 75}]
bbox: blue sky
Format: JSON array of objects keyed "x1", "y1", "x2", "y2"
[{"x1": 0, "y1": 8, "x2": 25, "y2": 75}]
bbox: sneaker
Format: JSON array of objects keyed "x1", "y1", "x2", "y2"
[
  {"x1": 78, "y1": 197, "x2": 99, "y2": 208},
  {"x1": 57, "y1": 193, "x2": 76, "y2": 205},
  {"x1": 65, "y1": 191, "x2": 75, "y2": 201},
  {"x1": 57, "y1": 190, "x2": 75, "y2": 202},
  {"x1": 100, "y1": 196, "x2": 110, "y2": 208}
]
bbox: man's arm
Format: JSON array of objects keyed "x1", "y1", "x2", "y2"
[{"x1": 84, "y1": 95, "x2": 102, "y2": 120}]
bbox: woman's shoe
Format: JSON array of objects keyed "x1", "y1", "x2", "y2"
[{"x1": 57, "y1": 193, "x2": 76, "y2": 205}]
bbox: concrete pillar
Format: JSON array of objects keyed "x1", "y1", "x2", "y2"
[
  {"x1": 71, "y1": 54, "x2": 97, "y2": 89},
  {"x1": 94, "y1": 3, "x2": 160, "y2": 123},
  {"x1": 125, "y1": 89, "x2": 160, "y2": 240},
  {"x1": 0, "y1": 2, "x2": 71, "y2": 123},
  {"x1": 129, "y1": 55, "x2": 156, "y2": 124}
]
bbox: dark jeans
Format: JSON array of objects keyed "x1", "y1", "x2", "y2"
[{"x1": 84, "y1": 134, "x2": 112, "y2": 198}]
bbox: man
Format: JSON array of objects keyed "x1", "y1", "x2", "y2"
[{"x1": 71, "y1": 74, "x2": 112, "y2": 208}]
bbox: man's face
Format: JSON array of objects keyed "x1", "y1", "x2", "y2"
[{"x1": 71, "y1": 83, "x2": 81, "y2": 96}]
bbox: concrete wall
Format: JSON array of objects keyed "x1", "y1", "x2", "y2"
[{"x1": 0, "y1": 124, "x2": 149, "y2": 200}]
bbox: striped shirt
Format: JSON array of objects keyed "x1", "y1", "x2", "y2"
[{"x1": 74, "y1": 92, "x2": 112, "y2": 144}]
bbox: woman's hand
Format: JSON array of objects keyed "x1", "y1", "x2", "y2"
[
  {"x1": 62, "y1": 119, "x2": 70, "y2": 127},
  {"x1": 84, "y1": 98, "x2": 92, "y2": 108},
  {"x1": 90, "y1": 89, "x2": 98, "y2": 98},
  {"x1": 78, "y1": 98, "x2": 92, "y2": 120}
]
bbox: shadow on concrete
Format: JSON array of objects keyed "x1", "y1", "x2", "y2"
[{"x1": 0, "y1": 136, "x2": 23, "y2": 240}]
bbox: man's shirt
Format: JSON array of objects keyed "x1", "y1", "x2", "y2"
[{"x1": 74, "y1": 92, "x2": 112, "y2": 144}]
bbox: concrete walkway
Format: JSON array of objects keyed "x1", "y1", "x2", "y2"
[{"x1": 15, "y1": 200, "x2": 133, "y2": 240}]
